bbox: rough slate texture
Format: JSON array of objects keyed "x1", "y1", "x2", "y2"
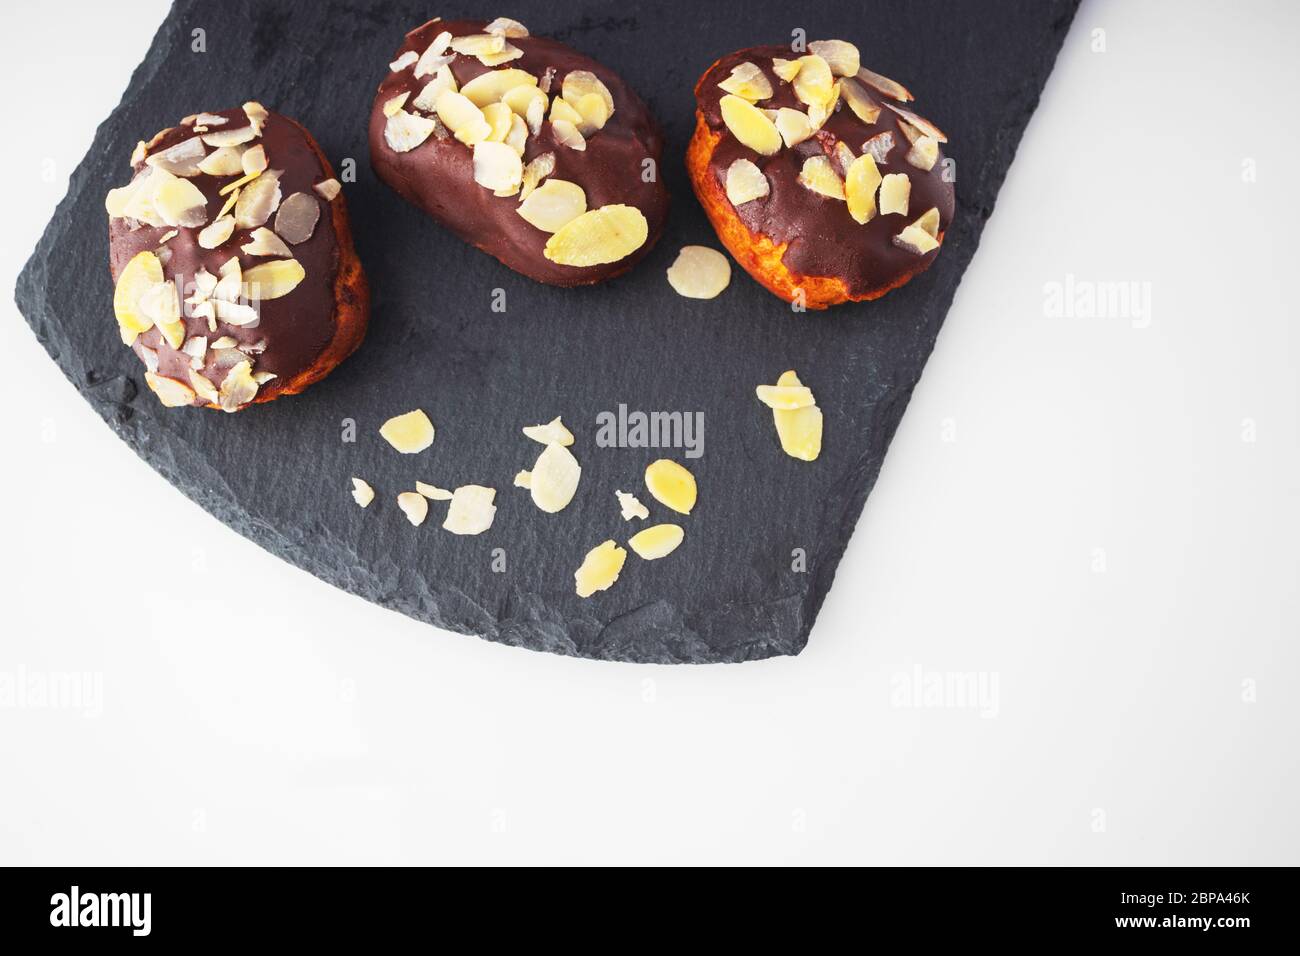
[{"x1": 15, "y1": 0, "x2": 1078, "y2": 663}]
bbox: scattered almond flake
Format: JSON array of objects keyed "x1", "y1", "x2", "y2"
[
  {"x1": 472, "y1": 140, "x2": 524, "y2": 193},
  {"x1": 770, "y1": 370, "x2": 822, "y2": 461},
  {"x1": 840, "y1": 76, "x2": 882, "y2": 125},
  {"x1": 797, "y1": 154, "x2": 845, "y2": 200},
  {"x1": 756, "y1": 383, "x2": 815, "y2": 409},
  {"x1": 383, "y1": 91, "x2": 411, "y2": 117},
  {"x1": 549, "y1": 94, "x2": 583, "y2": 126},
  {"x1": 504, "y1": 113, "x2": 528, "y2": 157},
  {"x1": 906, "y1": 135, "x2": 939, "y2": 171},
  {"x1": 145, "y1": 371, "x2": 196, "y2": 407},
  {"x1": 194, "y1": 112, "x2": 227, "y2": 127},
  {"x1": 274, "y1": 192, "x2": 320, "y2": 244},
  {"x1": 666, "y1": 245, "x2": 731, "y2": 299},
  {"x1": 197, "y1": 145, "x2": 247, "y2": 176},
  {"x1": 879, "y1": 172, "x2": 911, "y2": 216},
  {"x1": 188, "y1": 369, "x2": 219, "y2": 404},
  {"x1": 724, "y1": 158, "x2": 770, "y2": 206},
  {"x1": 644, "y1": 459, "x2": 697, "y2": 515},
  {"x1": 628, "y1": 524, "x2": 684, "y2": 561},
  {"x1": 415, "y1": 481, "x2": 453, "y2": 500},
  {"x1": 792, "y1": 54, "x2": 834, "y2": 110},
  {"x1": 893, "y1": 223, "x2": 939, "y2": 254},
  {"x1": 774, "y1": 107, "x2": 813, "y2": 147},
  {"x1": 913, "y1": 207, "x2": 941, "y2": 238},
  {"x1": 543, "y1": 204, "x2": 647, "y2": 267},
  {"x1": 217, "y1": 360, "x2": 259, "y2": 412},
  {"x1": 517, "y1": 178, "x2": 586, "y2": 232},
  {"x1": 397, "y1": 491, "x2": 429, "y2": 526},
  {"x1": 485, "y1": 16, "x2": 529, "y2": 37},
  {"x1": 524, "y1": 442, "x2": 581, "y2": 513},
  {"x1": 521, "y1": 416, "x2": 574, "y2": 446},
  {"x1": 139, "y1": 345, "x2": 159, "y2": 373},
  {"x1": 218, "y1": 168, "x2": 263, "y2": 196},
  {"x1": 575, "y1": 541, "x2": 627, "y2": 598},
  {"x1": 215, "y1": 300, "x2": 259, "y2": 326},
  {"x1": 519, "y1": 151, "x2": 555, "y2": 201},
  {"x1": 808, "y1": 39, "x2": 860, "y2": 77},
  {"x1": 215, "y1": 186, "x2": 240, "y2": 221},
  {"x1": 503, "y1": 84, "x2": 547, "y2": 134},
  {"x1": 240, "y1": 227, "x2": 293, "y2": 258},
  {"x1": 461, "y1": 68, "x2": 536, "y2": 107},
  {"x1": 153, "y1": 174, "x2": 209, "y2": 227},
  {"x1": 414, "y1": 30, "x2": 453, "y2": 77},
  {"x1": 252, "y1": 370, "x2": 277, "y2": 385},
  {"x1": 210, "y1": 335, "x2": 238, "y2": 349},
  {"x1": 385, "y1": 109, "x2": 438, "y2": 152},
  {"x1": 390, "y1": 50, "x2": 419, "y2": 72},
  {"x1": 234, "y1": 169, "x2": 282, "y2": 228},
  {"x1": 313, "y1": 178, "x2": 341, "y2": 201},
  {"x1": 616, "y1": 490, "x2": 649, "y2": 521},
  {"x1": 718, "y1": 61, "x2": 773, "y2": 101},
  {"x1": 573, "y1": 93, "x2": 611, "y2": 136},
  {"x1": 412, "y1": 64, "x2": 458, "y2": 111},
  {"x1": 157, "y1": 247, "x2": 173, "y2": 268},
  {"x1": 894, "y1": 118, "x2": 923, "y2": 145},
  {"x1": 197, "y1": 215, "x2": 235, "y2": 249},
  {"x1": 550, "y1": 118, "x2": 586, "y2": 151},
  {"x1": 436, "y1": 90, "x2": 492, "y2": 144},
  {"x1": 538, "y1": 67, "x2": 556, "y2": 94},
  {"x1": 719, "y1": 94, "x2": 781, "y2": 156},
  {"x1": 243, "y1": 101, "x2": 268, "y2": 135},
  {"x1": 845, "y1": 153, "x2": 882, "y2": 224},
  {"x1": 130, "y1": 140, "x2": 148, "y2": 166},
  {"x1": 863, "y1": 130, "x2": 894, "y2": 164},
  {"x1": 145, "y1": 136, "x2": 208, "y2": 177},
  {"x1": 241, "y1": 258, "x2": 304, "y2": 301},
  {"x1": 443, "y1": 485, "x2": 497, "y2": 535},
  {"x1": 243, "y1": 339, "x2": 268, "y2": 354},
  {"x1": 108, "y1": 167, "x2": 164, "y2": 225},
  {"x1": 201, "y1": 124, "x2": 258, "y2": 148},
  {"x1": 771, "y1": 57, "x2": 801, "y2": 83},
  {"x1": 856, "y1": 65, "x2": 913, "y2": 102},
  {"x1": 451, "y1": 33, "x2": 506, "y2": 56},
  {"x1": 481, "y1": 102, "x2": 515, "y2": 142},
  {"x1": 157, "y1": 318, "x2": 186, "y2": 350},
  {"x1": 477, "y1": 43, "x2": 523, "y2": 66},
  {"x1": 241, "y1": 144, "x2": 268, "y2": 176},
  {"x1": 513, "y1": 471, "x2": 532, "y2": 489},
  {"x1": 561, "y1": 70, "x2": 615, "y2": 117},
  {"x1": 157, "y1": 229, "x2": 179, "y2": 246},
  {"x1": 379, "y1": 409, "x2": 435, "y2": 454},
  {"x1": 351, "y1": 477, "x2": 375, "y2": 508},
  {"x1": 806, "y1": 81, "x2": 841, "y2": 130},
  {"x1": 181, "y1": 336, "x2": 207, "y2": 368}
]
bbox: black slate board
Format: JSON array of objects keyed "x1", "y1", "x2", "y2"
[{"x1": 16, "y1": 0, "x2": 1078, "y2": 663}]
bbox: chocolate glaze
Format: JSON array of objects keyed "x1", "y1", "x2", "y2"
[
  {"x1": 370, "y1": 19, "x2": 669, "y2": 286},
  {"x1": 696, "y1": 47, "x2": 955, "y2": 297},
  {"x1": 108, "y1": 108, "x2": 342, "y2": 403}
]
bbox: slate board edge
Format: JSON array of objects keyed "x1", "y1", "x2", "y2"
[{"x1": 14, "y1": 1, "x2": 1080, "y2": 665}]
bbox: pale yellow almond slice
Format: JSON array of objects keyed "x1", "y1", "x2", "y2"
[
  {"x1": 628, "y1": 524, "x2": 684, "y2": 561},
  {"x1": 412, "y1": 65, "x2": 458, "y2": 111},
  {"x1": 544, "y1": 204, "x2": 647, "y2": 267},
  {"x1": 516, "y1": 178, "x2": 586, "y2": 233},
  {"x1": 241, "y1": 259, "x2": 304, "y2": 300},
  {"x1": 414, "y1": 30, "x2": 454, "y2": 77},
  {"x1": 451, "y1": 33, "x2": 506, "y2": 56},
  {"x1": 201, "y1": 125, "x2": 258, "y2": 148},
  {"x1": 879, "y1": 172, "x2": 911, "y2": 216},
  {"x1": 519, "y1": 151, "x2": 556, "y2": 201},
  {"x1": 528, "y1": 442, "x2": 581, "y2": 513},
  {"x1": 385, "y1": 109, "x2": 438, "y2": 152},
  {"x1": 856, "y1": 66, "x2": 913, "y2": 102},
  {"x1": 113, "y1": 250, "x2": 164, "y2": 338},
  {"x1": 616, "y1": 490, "x2": 649, "y2": 521},
  {"x1": 549, "y1": 94, "x2": 584, "y2": 128},
  {"x1": 913, "y1": 207, "x2": 941, "y2": 237},
  {"x1": 840, "y1": 76, "x2": 882, "y2": 125},
  {"x1": 379, "y1": 409, "x2": 435, "y2": 454},
  {"x1": 645, "y1": 459, "x2": 696, "y2": 515},
  {"x1": 550, "y1": 118, "x2": 586, "y2": 151},
  {"x1": 461, "y1": 68, "x2": 537, "y2": 107},
  {"x1": 197, "y1": 215, "x2": 235, "y2": 249},
  {"x1": 719, "y1": 94, "x2": 781, "y2": 156},
  {"x1": 217, "y1": 360, "x2": 259, "y2": 412},
  {"x1": 153, "y1": 175, "x2": 209, "y2": 228},
  {"x1": 477, "y1": 42, "x2": 523, "y2": 67},
  {"x1": 240, "y1": 227, "x2": 293, "y2": 258},
  {"x1": 197, "y1": 145, "x2": 246, "y2": 177},
  {"x1": 481, "y1": 101, "x2": 515, "y2": 142},
  {"x1": 188, "y1": 369, "x2": 219, "y2": 404},
  {"x1": 666, "y1": 246, "x2": 731, "y2": 300},
  {"x1": 574, "y1": 540, "x2": 627, "y2": 598},
  {"x1": 906, "y1": 135, "x2": 939, "y2": 171},
  {"x1": 561, "y1": 70, "x2": 614, "y2": 116},
  {"x1": 239, "y1": 145, "x2": 267, "y2": 177},
  {"x1": 503, "y1": 84, "x2": 547, "y2": 134},
  {"x1": 832, "y1": 141, "x2": 856, "y2": 178},
  {"x1": 145, "y1": 372, "x2": 196, "y2": 408},
  {"x1": 415, "y1": 482, "x2": 453, "y2": 500},
  {"x1": 472, "y1": 140, "x2": 523, "y2": 192},
  {"x1": 756, "y1": 384, "x2": 815, "y2": 409},
  {"x1": 243, "y1": 101, "x2": 269, "y2": 134},
  {"x1": 863, "y1": 131, "x2": 894, "y2": 165},
  {"x1": 806, "y1": 81, "x2": 841, "y2": 131},
  {"x1": 808, "y1": 39, "x2": 860, "y2": 77},
  {"x1": 233, "y1": 170, "x2": 282, "y2": 229},
  {"x1": 397, "y1": 491, "x2": 429, "y2": 527},
  {"x1": 771, "y1": 57, "x2": 801, "y2": 82},
  {"x1": 718, "y1": 61, "x2": 773, "y2": 101},
  {"x1": 893, "y1": 208, "x2": 942, "y2": 254},
  {"x1": 792, "y1": 54, "x2": 834, "y2": 108},
  {"x1": 885, "y1": 102, "x2": 947, "y2": 142},
  {"x1": 351, "y1": 478, "x2": 375, "y2": 508},
  {"x1": 845, "y1": 153, "x2": 882, "y2": 224},
  {"x1": 390, "y1": 50, "x2": 418, "y2": 72},
  {"x1": 485, "y1": 16, "x2": 529, "y2": 38},
  {"x1": 383, "y1": 92, "x2": 411, "y2": 117},
  {"x1": 436, "y1": 90, "x2": 492, "y2": 145},
  {"x1": 443, "y1": 485, "x2": 497, "y2": 535},
  {"x1": 274, "y1": 192, "x2": 320, "y2": 244},
  {"x1": 797, "y1": 155, "x2": 845, "y2": 200},
  {"x1": 504, "y1": 113, "x2": 528, "y2": 157},
  {"x1": 513, "y1": 471, "x2": 532, "y2": 489},
  {"x1": 774, "y1": 107, "x2": 813, "y2": 147},
  {"x1": 725, "y1": 158, "x2": 769, "y2": 206},
  {"x1": 775, "y1": 404, "x2": 823, "y2": 461},
  {"x1": 522, "y1": 416, "x2": 575, "y2": 445},
  {"x1": 314, "y1": 178, "x2": 341, "y2": 201},
  {"x1": 145, "y1": 136, "x2": 207, "y2": 177},
  {"x1": 574, "y1": 92, "x2": 610, "y2": 136}
]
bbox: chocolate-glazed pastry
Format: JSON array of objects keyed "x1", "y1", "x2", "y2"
[
  {"x1": 370, "y1": 16, "x2": 668, "y2": 286},
  {"x1": 687, "y1": 40, "x2": 955, "y2": 309},
  {"x1": 105, "y1": 103, "x2": 368, "y2": 410}
]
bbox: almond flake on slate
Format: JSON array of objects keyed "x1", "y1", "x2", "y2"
[
  {"x1": 145, "y1": 136, "x2": 207, "y2": 177},
  {"x1": 198, "y1": 145, "x2": 247, "y2": 176},
  {"x1": 525, "y1": 442, "x2": 581, "y2": 513},
  {"x1": 385, "y1": 110, "x2": 437, "y2": 153},
  {"x1": 616, "y1": 490, "x2": 649, "y2": 521},
  {"x1": 644, "y1": 459, "x2": 697, "y2": 515},
  {"x1": 241, "y1": 258, "x2": 304, "y2": 300},
  {"x1": 550, "y1": 118, "x2": 586, "y2": 151},
  {"x1": 628, "y1": 524, "x2": 684, "y2": 561},
  {"x1": 461, "y1": 68, "x2": 536, "y2": 107},
  {"x1": 771, "y1": 57, "x2": 801, "y2": 82},
  {"x1": 519, "y1": 151, "x2": 555, "y2": 201},
  {"x1": 451, "y1": 33, "x2": 505, "y2": 56},
  {"x1": 274, "y1": 192, "x2": 320, "y2": 245},
  {"x1": 522, "y1": 416, "x2": 575, "y2": 445},
  {"x1": 756, "y1": 383, "x2": 815, "y2": 409},
  {"x1": 351, "y1": 478, "x2": 375, "y2": 508},
  {"x1": 517, "y1": 178, "x2": 586, "y2": 232},
  {"x1": 879, "y1": 172, "x2": 911, "y2": 215},
  {"x1": 485, "y1": 17, "x2": 529, "y2": 38},
  {"x1": 719, "y1": 94, "x2": 782, "y2": 155},
  {"x1": 314, "y1": 178, "x2": 342, "y2": 201},
  {"x1": 770, "y1": 369, "x2": 823, "y2": 461},
  {"x1": 415, "y1": 482, "x2": 453, "y2": 500},
  {"x1": 397, "y1": 491, "x2": 429, "y2": 526},
  {"x1": 513, "y1": 471, "x2": 532, "y2": 489},
  {"x1": 414, "y1": 31, "x2": 453, "y2": 77},
  {"x1": 808, "y1": 39, "x2": 860, "y2": 77},
  {"x1": 840, "y1": 76, "x2": 882, "y2": 125},
  {"x1": 145, "y1": 372, "x2": 196, "y2": 407},
  {"x1": 443, "y1": 485, "x2": 497, "y2": 535},
  {"x1": 473, "y1": 140, "x2": 524, "y2": 193},
  {"x1": 718, "y1": 61, "x2": 773, "y2": 101},
  {"x1": 218, "y1": 360, "x2": 259, "y2": 412},
  {"x1": 390, "y1": 50, "x2": 419, "y2": 72},
  {"x1": 436, "y1": 90, "x2": 491, "y2": 145},
  {"x1": 575, "y1": 540, "x2": 627, "y2": 598},
  {"x1": 725, "y1": 158, "x2": 770, "y2": 206},
  {"x1": 798, "y1": 155, "x2": 845, "y2": 200},
  {"x1": 863, "y1": 131, "x2": 894, "y2": 164},
  {"x1": 845, "y1": 153, "x2": 882, "y2": 224},
  {"x1": 543, "y1": 204, "x2": 647, "y2": 267},
  {"x1": 856, "y1": 66, "x2": 913, "y2": 102},
  {"x1": 234, "y1": 170, "x2": 282, "y2": 228},
  {"x1": 240, "y1": 227, "x2": 293, "y2": 258},
  {"x1": 562, "y1": 70, "x2": 615, "y2": 117},
  {"x1": 379, "y1": 409, "x2": 435, "y2": 454},
  {"x1": 666, "y1": 245, "x2": 731, "y2": 299},
  {"x1": 774, "y1": 106, "x2": 813, "y2": 147}
]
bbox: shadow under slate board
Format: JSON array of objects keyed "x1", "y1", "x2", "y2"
[{"x1": 15, "y1": 0, "x2": 1079, "y2": 663}]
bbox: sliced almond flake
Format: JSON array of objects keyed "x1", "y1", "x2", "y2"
[
  {"x1": 415, "y1": 481, "x2": 453, "y2": 500},
  {"x1": 412, "y1": 64, "x2": 458, "y2": 111},
  {"x1": 792, "y1": 54, "x2": 834, "y2": 110},
  {"x1": 243, "y1": 339, "x2": 268, "y2": 354},
  {"x1": 863, "y1": 131, "x2": 894, "y2": 165},
  {"x1": 808, "y1": 39, "x2": 860, "y2": 77},
  {"x1": 906, "y1": 135, "x2": 939, "y2": 171},
  {"x1": 806, "y1": 81, "x2": 841, "y2": 131},
  {"x1": 756, "y1": 383, "x2": 815, "y2": 409},
  {"x1": 524, "y1": 442, "x2": 581, "y2": 513},
  {"x1": 145, "y1": 371, "x2": 196, "y2": 407},
  {"x1": 481, "y1": 102, "x2": 514, "y2": 141},
  {"x1": 644, "y1": 459, "x2": 697, "y2": 515},
  {"x1": 833, "y1": 141, "x2": 857, "y2": 178},
  {"x1": 436, "y1": 90, "x2": 492, "y2": 145},
  {"x1": 241, "y1": 258, "x2": 304, "y2": 301},
  {"x1": 504, "y1": 113, "x2": 528, "y2": 157},
  {"x1": 313, "y1": 178, "x2": 341, "y2": 201},
  {"x1": 443, "y1": 485, "x2": 497, "y2": 535},
  {"x1": 241, "y1": 144, "x2": 268, "y2": 176},
  {"x1": 575, "y1": 541, "x2": 626, "y2": 598},
  {"x1": 188, "y1": 369, "x2": 219, "y2": 404},
  {"x1": 616, "y1": 490, "x2": 649, "y2": 521},
  {"x1": 513, "y1": 471, "x2": 532, "y2": 489},
  {"x1": 725, "y1": 158, "x2": 770, "y2": 206},
  {"x1": 517, "y1": 178, "x2": 586, "y2": 232},
  {"x1": 666, "y1": 245, "x2": 731, "y2": 299},
  {"x1": 543, "y1": 204, "x2": 647, "y2": 267},
  {"x1": 549, "y1": 95, "x2": 583, "y2": 126},
  {"x1": 562, "y1": 70, "x2": 615, "y2": 118},
  {"x1": 477, "y1": 42, "x2": 523, "y2": 66},
  {"x1": 771, "y1": 370, "x2": 822, "y2": 461},
  {"x1": 472, "y1": 140, "x2": 524, "y2": 193},
  {"x1": 774, "y1": 107, "x2": 813, "y2": 147},
  {"x1": 719, "y1": 94, "x2": 781, "y2": 155},
  {"x1": 215, "y1": 186, "x2": 241, "y2": 221},
  {"x1": 485, "y1": 16, "x2": 529, "y2": 38},
  {"x1": 240, "y1": 227, "x2": 293, "y2": 258},
  {"x1": 139, "y1": 345, "x2": 159, "y2": 373},
  {"x1": 383, "y1": 91, "x2": 411, "y2": 117},
  {"x1": 210, "y1": 335, "x2": 238, "y2": 349},
  {"x1": 157, "y1": 229, "x2": 178, "y2": 245},
  {"x1": 130, "y1": 140, "x2": 149, "y2": 165},
  {"x1": 194, "y1": 112, "x2": 228, "y2": 127},
  {"x1": 145, "y1": 136, "x2": 208, "y2": 177},
  {"x1": 574, "y1": 92, "x2": 611, "y2": 136},
  {"x1": 461, "y1": 68, "x2": 536, "y2": 107},
  {"x1": 274, "y1": 192, "x2": 320, "y2": 244},
  {"x1": 451, "y1": 33, "x2": 505, "y2": 56},
  {"x1": 539, "y1": 66, "x2": 556, "y2": 94},
  {"x1": 233, "y1": 169, "x2": 282, "y2": 229},
  {"x1": 380, "y1": 409, "x2": 435, "y2": 454},
  {"x1": 771, "y1": 57, "x2": 801, "y2": 83},
  {"x1": 718, "y1": 61, "x2": 773, "y2": 101},
  {"x1": 414, "y1": 30, "x2": 454, "y2": 77},
  {"x1": 519, "y1": 151, "x2": 556, "y2": 201},
  {"x1": 197, "y1": 215, "x2": 235, "y2": 249},
  {"x1": 217, "y1": 360, "x2": 258, "y2": 412},
  {"x1": 797, "y1": 155, "x2": 845, "y2": 200},
  {"x1": 243, "y1": 101, "x2": 269, "y2": 135},
  {"x1": 879, "y1": 172, "x2": 911, "y2": 216},
  {"x1": 521, "y1": 416, "x2": 574, "y2": 446},
  {"x1": 201, "y1": 124, "x2": 258, "y2": 148},
  {"x1": 197, "y1": 145, "x2": 247, "y2": 176},
  {"x1": 397, "y1": 491, "x2": 429, "y2": 526},
  {"x1": 385, "y1": 109, "x2": 438, "y2": 153},
  {"x1": 214, "y1": 300, "x2": 259, "y2": 326},
  {"x1": 628, "y1": 524, "x2": 685, "y2": 561},
  {"x1": 840, "y1": 76, "x2": 882, "y2": 125},
  {"x1": 252, "y1": 370, "x2": 277, "y2": 385},
  {"x1": 893, "y1": 222, "x2": 940, "y2": 254},
  {"x1": 550, "y1": 118, "x2": 586, "y2": 151},
  {"x1": 389, "y1": 50, "x2": 419, "y2": 72},
  {"x1": 856, "y1": 66, "x2": 913, "y2": 102},
  {"x1": 351, "y1": 478, "x2": 375, "y2": 508},
  {"x1": 219, "y1": 168, "x2": 262, "y2": 196},
  {"x1": 181, "y1": 335, "x2": 207, "y2": 367},
  {"x1": 153, "y1": 174, "x2": 209, "y2": 227},
  {"x1": 845, "y1": 153, "x2": 882, "y2": 224}
]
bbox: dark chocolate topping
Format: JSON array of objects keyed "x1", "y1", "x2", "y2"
[
  {"x1": 370, "y1": 19, "x2": 669, "y2": 286},
  {"x1": 696, "y1": 46, "x2": 955, "y2": 296}
]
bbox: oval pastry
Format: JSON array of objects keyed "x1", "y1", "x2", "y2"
[
  {"x1": 687, "y1": 41, "x2": 955, "y2": 309},
  {"x1": 370, "y1": 16, "x2": 669, "y2": 286},
  {"x1": 105, "y1": 103, "x2": 368, "y2": 411}
]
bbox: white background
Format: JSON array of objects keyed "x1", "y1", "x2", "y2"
[{"x1": 2, "y1": 0, "x2": 1296, "y2": 865}]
